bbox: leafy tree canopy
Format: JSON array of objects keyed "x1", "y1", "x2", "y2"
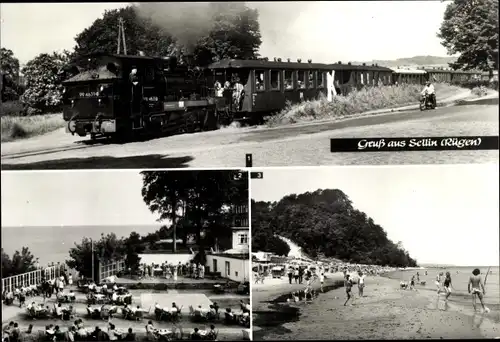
[
  {"x1": 438, "y1": 0, "x2": 499, "y2": 72},
  {"x1": 1, "y1": 48, "x2": 22, "y2": 102},
  {"x1": 141, "y1": 170, "x2": 248, "y2": 252},
  {"x1": 1, "y1": 247, "x2": 37, "y2": 278},
  {"x1": 72, "y1": 3, "x2": 261, "y2": 66},
  {"x1": 66, "y1": 233, "x2": 126, "y2": 279},
  {"x1": 251, "y1": 189, "x2": 418, "y2": 268},
  {"x1": 20, "y1": 51, "x2": 71, "y2": 115}
]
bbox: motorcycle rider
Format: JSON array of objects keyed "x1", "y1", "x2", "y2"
[{"x1": 421, "y1": 81, "x2": 436, "y2": 107}]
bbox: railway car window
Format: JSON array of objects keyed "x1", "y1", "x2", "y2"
[
  {"x1": 317, "y1": 71, "x2": 324, "y2": 88},
  {"x1": 308, "y1": 72, "x2": 314, "y2": 88},
  {"x1": 360, "y1": 72, "x2": 364, "y2": 85},
  {"x1": 341, "y1": 71, "x2": 351, "y2": 84},
  {"x1": 255, "y1": 70, "x2": 265, "y2": 91},
  {"x1": 298, "y1": 70, "x2": 306, "y2": 89},
  {"x1": 270, "y1": 70, "x2": 281, "y2": 90},
  {"x1": 284, "y1": 70, "x2": 294, "y2": 90}
]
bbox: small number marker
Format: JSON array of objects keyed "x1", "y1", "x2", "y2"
[{"x1": 245, "y1": 154, "x2": 253, "y2": 167}]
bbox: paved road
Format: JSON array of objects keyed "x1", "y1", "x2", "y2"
[{"x1": 1, "y1": 99, "x2": 498, "y2": 169}]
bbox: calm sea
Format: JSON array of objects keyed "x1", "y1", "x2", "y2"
[
  {"x1": 1, "y1": 225, "x2": 161, "y2": 267},
  {"x1": 386, "y1": 266, "x2": 500, "y2": 311}
]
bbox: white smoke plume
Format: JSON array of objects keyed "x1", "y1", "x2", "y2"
[{"x1": 134, "y1": 2, "x2": 235, "y2": 54}]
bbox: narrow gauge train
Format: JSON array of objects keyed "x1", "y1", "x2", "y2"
[
  {"x1": 62, "y1": 53, "x2": 218, "y2": 140},
  {"x1": 61, "y1": 53, "x2": 484, "y2": 140}
]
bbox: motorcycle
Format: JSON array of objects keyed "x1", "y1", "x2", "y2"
[{"x1": 420, "y1": 93, "x2": 436, "y2": 111}]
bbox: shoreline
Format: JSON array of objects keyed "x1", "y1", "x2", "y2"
[{"x1": 253, "y1": 274, "x2": 500, "y2": 340}]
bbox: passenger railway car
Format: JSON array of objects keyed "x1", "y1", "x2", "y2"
[
  {"x1": 328, "y1": 62, "x2": 393, "y2": 95},
  {"x1": 206, "y1": 58, "x2": 335, "y2": 123},
  {"x1": 62, "y1": 54, "x2": 217, "y2": 140},
  {"x1": 391, "y1": 67, "x2": 427, "y2": 84}
]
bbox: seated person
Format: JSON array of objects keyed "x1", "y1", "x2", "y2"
[
  {"x1": 224, "y1": 308, "x2": 235, "y2": 324},
  {"x1": 67, "y1": 326, "x2": 77, "y2": 342},
  {"x1": 54, "y1": 325, "x2": 65, "y2": 341},
  {"x1": 122, "y1": 304, "x2": 133, "y2": 320},
  {"x1": 111, "y1": 292, "x2": 118, "y2": 303},
  {"x1": 113, "y1": 283, "x2": 118, "y2": 292},
  {"x1": 240, "y1": 301, "x2": 250, "y2": 313},
  {"x1": 190, "y1": 328, "x2": 202, "y2": 340},
  {"x1": 55, "y1": 303, "x2": 63, "y2": 319},
  {"x1": 4, "y1": 291, "x2": 14, "y2": 305},
  {"x1": 123, "y1": 328, "x2": 136, "y2": 341},
  {"x1": 171, "y1": 302, "x2": 178, "y2": 313},
  {"x1": 206, "y1": 325, "x2": 217, "y2": 341},
  {"x1": 45, "y1": 325, "x2": 55, "y2": 340},
  {"x1": 208, "y1": 305, "x2": 217, "y2": 319},
  {"x1": 212, "y1": 302, "x2": 219, "y2": 315},
  {"x1": 68, "y1": 290, "x2": 76, "y2": 301}
]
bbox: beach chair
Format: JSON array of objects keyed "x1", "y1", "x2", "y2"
[{"x1": 100, "y1": 307, "x2": 111, "y2": 320}]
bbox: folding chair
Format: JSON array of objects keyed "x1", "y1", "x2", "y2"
[{"x1": 135, "y1": 310, "x2": 144, "y2": 321}]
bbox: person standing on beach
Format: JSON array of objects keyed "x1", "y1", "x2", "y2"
[
  {"x1": 443, "y1": 272, "x2": 453, "y2": 302},
  {"x1": 357, "y1": 271, "x2": 365, "y2": 297},
  {"x1": 468, "y1": 268, "x2": 490, "y2": 313},
  {"x1": 435, "y1": 272, "x2": 443, "y2": 294},
  {"x1": 287, "y1": 268, "x2": 293, "y2": 285},
  {"x1": 319, "y1": 273, "x2": 325, "y2": 292},
  {"x1": 344, "y1": 274, "x2": 353, "y2": 306}
]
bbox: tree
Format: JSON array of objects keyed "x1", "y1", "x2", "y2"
[
  {"x1": 20, "y1": 51, "x2": 71, "y2": 115},
  {"x1": 251, "y1": 188, "x2": 418, "y2": 268},
  {"x1": 123, "y1": 232, "x2": 144, "y2": 273},
  {"x1": 72, "y1": 4, "x2": 262, "y2": 67},
  {"x1": 1, "y1": 48, "x2": 22, "y2": 102},
  {"x1": 438, "y1": 0, "x2": 499, "y2": 76},
  {"x1": 1, "y1": 247, "x2": 37, "y2": 278},
  {"x1": 66, "y1": 233, "x2": 125, "y2": 279},
  {"x1": 193, "y1": 3, "x2": 262, "y2": 66},
  {"x1": 73, "y1": 6, "x2": 175, "y2": 58},
  {"x1": 141, "y1": 170, "x2": 248, "y2": 251}
]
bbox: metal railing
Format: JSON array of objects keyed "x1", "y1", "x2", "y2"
[{"x1": 1, "y1": 264, "x2": 66, "y2": 293}]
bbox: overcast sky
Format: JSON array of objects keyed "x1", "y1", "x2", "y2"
[
  {"x1": 251, "y1": 165, "x2": 499, "y2": 267},
  {"x1": 1, "y1": 1, "x2": 450, "y2": 65},
  {"x1": 1, "y1": 171, "x2": 160, "y2": 227}
]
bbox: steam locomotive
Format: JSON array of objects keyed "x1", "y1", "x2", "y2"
[{"x1": 61, "y1": 53, "x2": 483, "y2": 141}]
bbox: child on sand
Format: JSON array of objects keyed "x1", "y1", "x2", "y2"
[
  {"x1": 358, "y1": 271, "x2": 365, "y2": 297},
  {"x1": 443, "y1": 272, "x2": 453, "y2": 302},
  {"x1": 468, "y1": 268, "x2": 490, "y2": 313},
  {"x1": 344, "y1": 274, "x2": 353, "y2": 306},
  {"x1": 410, "y1": 275, "x2": 416, "y2": 291},
  {"x1": 435, "y1": 272, "x2": 443, "y2": 294}
]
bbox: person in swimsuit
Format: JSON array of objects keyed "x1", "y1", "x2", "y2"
[
  {"x1": 468, "y1": 268, "x2": 489, "y2": 313},
  {"x1": 410, "y1": 275, "x2": 416, "y2": 290},
  {"x1": 435, "y1": 272, "x2": 443, "y2": 294},
  {"x1": 443, "y1": 272, "x2": 453, "y2": 302},
  {"x1": 344, "y1": 274, "x2": 353, "y2": 306}
]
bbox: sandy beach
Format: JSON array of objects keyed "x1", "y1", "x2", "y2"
[{"x1": 253, "y1": 274, "x2": 500, "y2": 340}]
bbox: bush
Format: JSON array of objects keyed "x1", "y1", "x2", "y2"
[
  {"x1": 265, "y1": 83, "x2": 465, "y2": 127},
  {"x1": 0, "y1": 100, "x2": 25, "y2": 116},
  {"x1": 1, "y1": 113, "x2": 65, "y2": 142},
  {"x1": 452, "y1": 79, "x2": 499, "y2": 91}
]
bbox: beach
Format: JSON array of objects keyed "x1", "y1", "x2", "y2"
[{"x1": 253, "y1": 273, "x2": 500, "y2": 340}]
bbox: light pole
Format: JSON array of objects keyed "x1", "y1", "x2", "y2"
[{"x1": 91, "y1": 239, "x2": 94, "y2": 282}]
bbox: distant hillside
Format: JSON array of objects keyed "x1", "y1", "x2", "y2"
[
  {"x1": 358, "y1": 55, "x2": 457, "y2": 68},
  {"x1": 251, "y1": 189, "x2": 418, "y2": 268}
]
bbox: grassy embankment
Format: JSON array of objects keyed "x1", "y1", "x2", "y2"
[
  {"x1": 1, "y1": 101, "x2": 64, "y2": 143},
  {"x1": 265, "y1": 83, "x2": 471, "y2": 127}
]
